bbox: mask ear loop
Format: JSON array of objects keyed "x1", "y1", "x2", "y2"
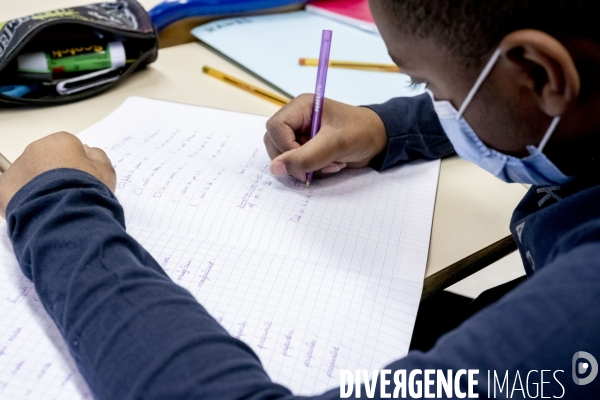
[
  {"x1": 537, "y1": 116, "x2": 561, "y2": 152},
  {"x1": 454, "y1": 47, "x2": 561, "y2": 154},
  {"x1": 456, "y1": 49, "x2": 502, "y2": 120}
]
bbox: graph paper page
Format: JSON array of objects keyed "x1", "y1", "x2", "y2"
[{"x1": 0, "y1": 97, "x2": 440, "y2": 398}]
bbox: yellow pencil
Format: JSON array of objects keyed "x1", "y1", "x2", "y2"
[
  {"x1": 299, "y1": 58, "x2": 400, "y2": 73},
  {"x1": 202, "y1": 66, "x2": 291, "y2": 107},
  {"x1": 0, "y1": 152, "x2": 11, "y2": 173}
]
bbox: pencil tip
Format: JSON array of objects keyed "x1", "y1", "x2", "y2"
[
  {"x1": 306, "y1": 181, "x2": 310, "y2": 188},
  {"x1": 299, "y1": 58, "x2": 306, "y2": 65}
]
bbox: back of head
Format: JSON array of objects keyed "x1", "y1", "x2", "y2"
[{"x1": 381, "y1": 0, "x2": 598, "y2": 66}]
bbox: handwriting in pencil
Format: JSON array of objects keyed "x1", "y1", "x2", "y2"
[
  {"x1": 176, "y1": 260, "x2": 192, "y2": 282},
  {"x1": 258, "y1": 321, "x2": 272, "y2": 349},
  {"x1": 304, "y1": 339, "x2": 317, "y2": 367},
  {"x1": 290, "y1": 187, "x2": 314, "y2": 222},
  {"x1": 236, "y1": 148, "x2": 259, "y2": 174},
  {"x1": 237, "y1": 165, "x2": 270, "y2": 209},
  {"x1": 327, "y1": 346, "x2": 339, "y2": 378},
  {"x1": 198, "y1": 261, "x2": 214, "y2": 288},
  {"x1": 235, "y1": 321, "x2": 247, "y2": 339},
  {"x1": 6, "y1": 283, "x2": 33, "y2": 304},
  {"x1": 282, "y1": 330, "x2": 294, "y2": 357}
]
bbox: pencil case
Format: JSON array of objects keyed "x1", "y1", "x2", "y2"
[{"x1": 0, "y1": 0, "x2": 158, "y2": 107}]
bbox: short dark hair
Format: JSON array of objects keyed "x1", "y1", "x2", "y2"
[{"x1": 380, "y1": 0, "x2": 598, "y2": 66}]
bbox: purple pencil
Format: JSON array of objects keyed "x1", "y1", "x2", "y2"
[{"x1": 306, "y1": 30, "x2": 332, "y2": 187}]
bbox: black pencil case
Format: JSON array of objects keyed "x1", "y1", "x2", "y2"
[{"x1": 0, "y1": 0, "x2": 158, "y2": 107}]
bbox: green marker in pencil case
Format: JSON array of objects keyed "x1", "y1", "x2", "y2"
[{"x1": 17, "y1": 42, "x2": 126, "y2": 74}]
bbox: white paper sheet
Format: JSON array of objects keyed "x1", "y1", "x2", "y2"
[{"x1": 0, "y1": 97, "x2": 439, "y2": 398}]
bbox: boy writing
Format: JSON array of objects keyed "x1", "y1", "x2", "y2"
[{"x1": 1, "y1": 0, "x2": 599, "y2": 397}]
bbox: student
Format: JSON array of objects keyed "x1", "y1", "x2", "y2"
[{"x1": 1, "y1": 0, "x2": 599, "y2": 398}]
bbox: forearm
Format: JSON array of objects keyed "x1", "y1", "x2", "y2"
[
  {"x1": 6, "y1": 169, "x2": 292, "y2": 400},
  {"x1": 365, "y1": 93, "x2": 454, "y2": 170},
  {"x1": 8, "y1": 170, "x2": 598, "y2": 399}
]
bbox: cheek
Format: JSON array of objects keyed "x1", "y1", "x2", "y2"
[
  {"x1": 422, "y1": 65, "x2": 482, "y2": 110},
  {"x1": 464, "y1": 104, "x2": 521, "y2": 155},
  {"x1": 463, "y1": 81, "x2": 549, "y2": 156}
]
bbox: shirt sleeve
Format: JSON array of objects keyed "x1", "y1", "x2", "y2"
[
  {"x1": 6, "y1": 169, "x2": 600, "y2": 399},
  {"x1": 5, "y1": 169, "x2": 292, "y2": 400},
  {"x1": 364, "y1": 93, "x2": 454, "y2": 171}
]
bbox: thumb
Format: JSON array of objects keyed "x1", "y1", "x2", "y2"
[{"x1": 270, "y1": 132, "x2": 343, "y2": 181}]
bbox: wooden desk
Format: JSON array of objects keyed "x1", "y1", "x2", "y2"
[{"x1": 1, "y1": 1, "x2": 528, "y2": 295}]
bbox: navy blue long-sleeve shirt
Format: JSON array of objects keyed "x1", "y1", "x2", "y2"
[
  {"x1": 366, "y1": 94, "x2": 456, "y2": 169},
  {"x1": 5, "y1": 94, "x2": 600, "y2": 398}
]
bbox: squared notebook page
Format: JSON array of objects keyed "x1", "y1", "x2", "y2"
[
  {"x1": 0, "y1": 97, "x2": 440, "y2": 397},
  {"x1": 191, "y1": 11, "x2": 424, "y2": 106}
]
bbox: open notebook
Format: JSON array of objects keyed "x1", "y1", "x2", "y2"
[{"x1": 0, "y1": 97, "x2": 440, "y2": 398}]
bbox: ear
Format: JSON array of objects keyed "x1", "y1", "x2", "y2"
[{"x1": 499, "y1": 29, "x2": 580, "y2": 117}]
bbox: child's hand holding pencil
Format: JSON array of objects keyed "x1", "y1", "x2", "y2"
[{"x1": 264, "y1": 94, "x2": 388, "y2": 183}]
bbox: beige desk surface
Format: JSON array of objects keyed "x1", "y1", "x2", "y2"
[{"x1": 1, "y1": 2, "x2": 528, "y2": 279}]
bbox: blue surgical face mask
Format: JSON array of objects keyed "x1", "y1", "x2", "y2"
[{"x1": 427, "y1": 48, "x2": 574, "y2": 186}]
